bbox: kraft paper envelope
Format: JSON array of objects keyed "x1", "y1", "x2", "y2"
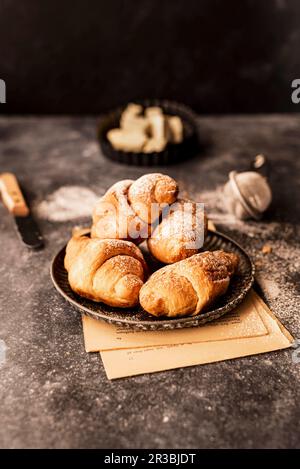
[
  {"x1": 99, "y1": 291, "x2": 293, "y2": 379},
  {"x1": 82, "y1": 291, "x2": 268, "y2": 352}
]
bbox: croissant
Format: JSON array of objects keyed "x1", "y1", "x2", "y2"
[
  {"x1": 64, "y1": 234, "x2": 147, "y2": 308},
  {"x1": 139, "y1": 250, "x2": 239, "y2": 318},
  {"x1": 147, "y1": 199, "x2": 208, "y2": 263},
  {"x1": 91, "y1": 173, "x2": 178, "y2": 244}
]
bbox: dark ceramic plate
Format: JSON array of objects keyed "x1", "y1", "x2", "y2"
[
  {"x1": 50, "y1": 230, "x2": 255, "y2": 330},
  {"x1": 97, "y1": 99, "x2": 199, "y2": 166}
]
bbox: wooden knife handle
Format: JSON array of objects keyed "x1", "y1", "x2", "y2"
[{"x1": 0, "y1": 172, "x2": 30, "y2": 217}]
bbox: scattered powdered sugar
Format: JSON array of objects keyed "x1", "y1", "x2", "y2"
[
  {"x1": 192, "y1": 186, "x2": 226, "y2": 213},
  {"x1": 82, "y1": 142, "x2": 99, "y2": 158},
  {"x1": 35, "y1": 186, "x2": 100, "y2": 222},
  {"x1": 255, "y1": 276, "x2": 281, "y2": 301}
]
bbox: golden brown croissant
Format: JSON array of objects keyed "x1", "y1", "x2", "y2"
[
  {"x1": 91, "y1": 179, "x2": 149, "y2": 243},
  {"x1": 127, "y1": 173, "x2": 178, "y2": 223},
  {"x1": 139, "y1": 250, "x2": 239, "y2": 318},
  {"x1": 147, "y1": 199, "x2": 208, "y2": 263},
  {"x1": 91, "y1": 173, "x2": 178, "y2": 243},
  {"x1": 64, "y1": 234, "x2": 147, "y2": 308}
]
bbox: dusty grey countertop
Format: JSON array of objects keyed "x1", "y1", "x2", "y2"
[{"x1": 0, "y1": 115, "x2": 299, "y2": 449}]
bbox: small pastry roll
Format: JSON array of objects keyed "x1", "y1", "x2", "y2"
[
  {"x1": 127, "y1": 173, "x2": 179, "y2": 224},
  {"x1": 120, "y1": 103, "x2": 149, "y2": 134},
  {"x1": 91, "y1": 180, "x2": 149, "y2": 244},
  {"x1": 107, "y1": 128, "x2": 147, "y2": 152},
  {"x1": 147, "y1": 199, "x2": 208, "y2": 263},
  {"x1": 166, "y1": 115, "x2": 183, "y2": 143},
  {"x1": 139, "y1": 250, "x2": 239, "y2": 317},
  {"x1": 91, "y1": 174, "x2": 178, "y2": 243},
  {"x1": 147, "y1": 112, "x2": 167, "y2": 142},
  {"x1": 143, "y1": 137, "x2": 166, "y2": 153},
  {"x1": 65, "y1": 234, "x2": 147, "y2": 308}
]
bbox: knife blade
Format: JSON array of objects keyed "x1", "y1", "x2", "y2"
[{"x1": 0, "y1": 172, "x2": 44, "y2": 249}]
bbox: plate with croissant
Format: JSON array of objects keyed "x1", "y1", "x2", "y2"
[{"x1": 51, "y1": 173, "x2": 255, "y2": 330}]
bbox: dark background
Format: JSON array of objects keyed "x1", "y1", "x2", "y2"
[{"x1": 0, "y1": 0, "x2": 300, "y2": 114}]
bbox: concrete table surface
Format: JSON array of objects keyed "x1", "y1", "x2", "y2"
[{"x1": 0, "y1": 115, "x2": 299, "y2": 449}]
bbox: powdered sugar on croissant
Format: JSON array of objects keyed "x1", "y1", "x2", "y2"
[
  {"x1": 65, "y1": 234, "x2": 147, "y2": 308},
  {"x1": 91, "y1": 173, "x2": 178, "y2": 243},
  {"x1": 139, "y1": 250, "x2": 239, "y2": 317},
  {"x1": 127, "y1": 173, "x2": 178, "y2": 223},
  {"x1": 91, "y1": 180, "x2": 149, "y2": 243},
  {"x1": 147, "y1": 199, "x2": 208, "y2": 263}
]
